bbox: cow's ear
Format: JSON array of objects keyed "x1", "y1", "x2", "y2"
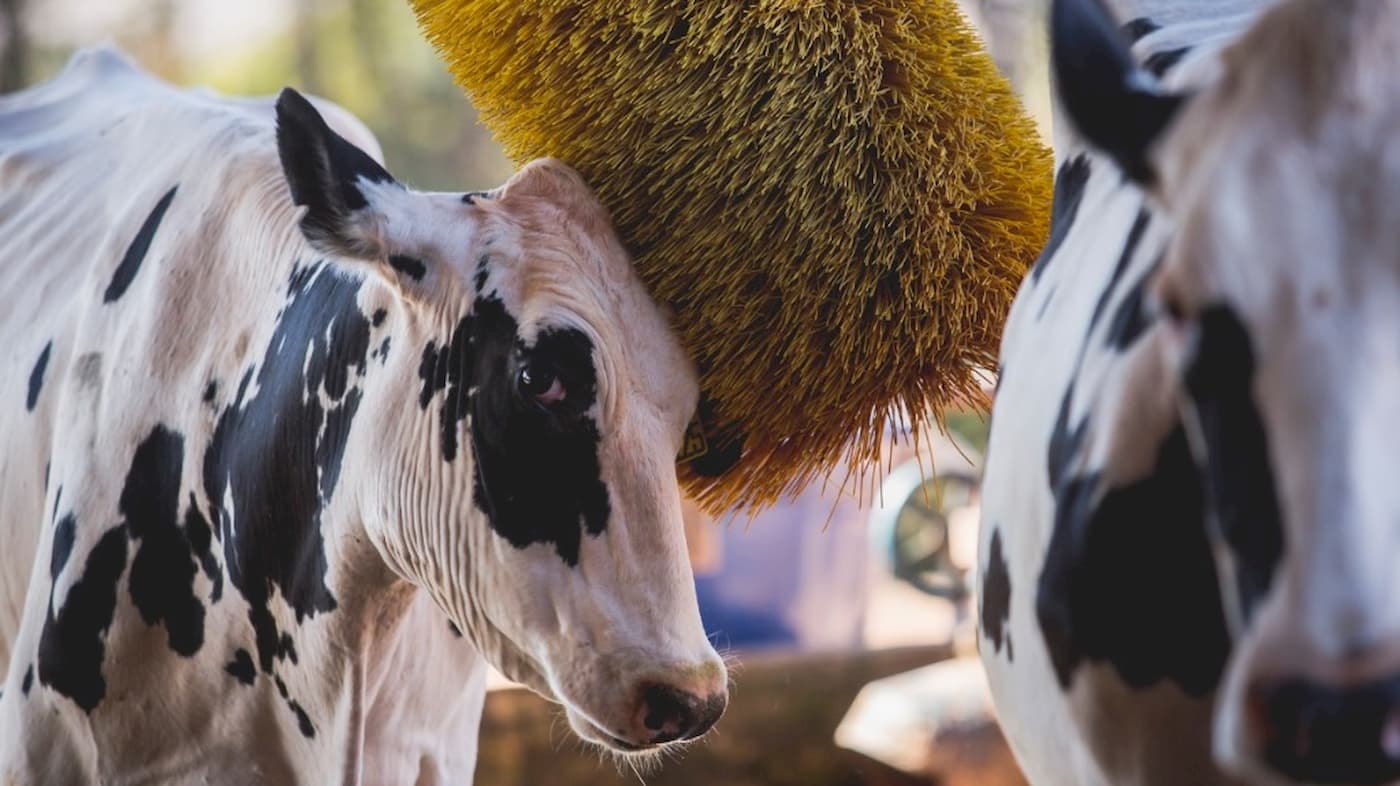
[
  {"x1": 497, "y1": 158, "x2": 589, "y2": 203},
  {"x1": 1052, "y1": 0, "x2": 1187, "y2": 184},
  {"x1": 276, "y1": 87, "x2": 398, "y2": 260}
]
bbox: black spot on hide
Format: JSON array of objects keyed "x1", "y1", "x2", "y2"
[
  {"x1": 38, "y1": 520, "x2": 130, "y2": 712},
  {"x1": 1105, "y1": 275, "x2": 1152, "y2": 350},
  {"x1": 184, "y1": 493, "x2": 222, "y2": 602},
  {"x1": 290, "y1": 700, "x2": 315, "y2": 738},
  {"x1": 1031, "y1": 155, "x2": 1092, "y2": 283},
  {"x1": 203, "y1": 262, "x2": 369, "y2": 672},
  {"x1": 104, "y1": 186, "x2": 178, "y2": 303},
  {"x1": 225, "y1": 649, "x2": 256, "y2": 686},
  {"x1": 21, "y1": 665, "x2": 32, "y2": 696},
  {"x1": 27, "y1": 342, "x2": 51, "y2": 411},
  {"x1": 466, "y1": 296, "x2": 611, "y2": 566},
  {"x1": 981, "y1": 528, "x2": 1013, "y2": 658},
  {"x1": 50, "y1": 512, "x2": 74, "y2": 578},
  {"x1": 1037, "y1": 394, "x2": 1229, "y2": 695},
  {"x1": 1121, "y1": 17, "x2": 1160, "y2": 42},
  {"x1": 388, "y1": 254, "x2": 427, "y2": 282},
  {"x1": 1144, "y1": 47, "x2": 1190, "y2": 77},
  {"x1": 1184, "y1": 306, "x2": 1285, "y2": 621},
  {"x1": 473, "y1": 261, "x2": 490, "y2": 294},
  {"x1": 417, "y1": 315, "x2": 473, "y2": 462},
  {"x1": 1088, "y1": 207, "x2": 1151, "y2": 330},
  {"x1": 123, "y1": 425, "x2": 205, "y2": 656},
  {"x1": 273, "y1": 675, "x2": 315, "y2": 738},
  {"x1": 416, "y1": 285, "x2": 613, "y2": 565},
  {"x1": 279, "y1": 632, "x2": 299, "y2": 665}
]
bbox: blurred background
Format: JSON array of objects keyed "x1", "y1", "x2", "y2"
[
  {"x1": 1, "y1": 1, "x2": 1050, "y2": 783},
  {"x1": 0, "y1": 0, "x2": 1050, "y2": 187},
  {"x1": 3, "y1": 0, "x2": 515, "y2": 189}
]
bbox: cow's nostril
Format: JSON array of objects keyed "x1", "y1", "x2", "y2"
[
  {"x1": 637, "y1": 683, "x2": 725, "y2": 744},
  {"x1": 1250, "y1": 675, "x2": 1400, "y2": 785},
  {"x1": 639, "y1": 683, "x2": 699, "y2": 742},
  {"x1": 642, "y1": 684, "x2": 692, "y2": 733}
]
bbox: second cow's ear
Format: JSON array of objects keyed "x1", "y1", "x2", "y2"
[
  {"x1": 1051, "y1": 0, "x2": 1188, "y2": 185},
  {"x1": 276, "y1": 87, "x2": 397, "y2": 261}
]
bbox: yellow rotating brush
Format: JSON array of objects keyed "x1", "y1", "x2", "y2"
[{"x1": 410, "y1": 0, "x2": 1051, "y2": 513}]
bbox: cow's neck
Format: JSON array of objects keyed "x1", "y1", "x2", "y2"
[
  {"x1": 325, "y1": 289, "x2": 495, "y2": 780},
  {"x1": 201, "y1": 262, "x2": 489, "y2": 778}
]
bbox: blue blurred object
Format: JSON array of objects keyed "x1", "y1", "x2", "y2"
[
  {"x1": 692, "y1": 456, "x2": 873, "y2": 652},
  {"x1": 693, "y1": 429, "x2": 982, "y2": 653}
]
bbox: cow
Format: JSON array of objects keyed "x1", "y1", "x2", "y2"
[
  {"x1": 978, "y1": 0, "x2": 1400, "y2": 784},
  {"x1": 0, "y1": 47, "x2": 728, "y2": 784}
]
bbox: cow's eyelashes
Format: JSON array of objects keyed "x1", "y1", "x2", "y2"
[{"x1": 518, "y1": 361, "x2": 567, "y2": 408}]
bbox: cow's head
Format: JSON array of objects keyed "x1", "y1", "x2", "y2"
[
  {"x1": 273, "y1": 89, "x2": 726, "y2": 754},
  {"x1": 1055, "y1": 0, "x2": 1400, "y2": 782}
]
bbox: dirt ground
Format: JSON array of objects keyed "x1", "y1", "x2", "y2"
[{"x1": 476, "y1": 641, "x2": 1026, "y2": 786}]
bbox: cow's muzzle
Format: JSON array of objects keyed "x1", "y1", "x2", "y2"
[{"x1": 1247, "y1": 673, "x2": 1400, "y2": 784}]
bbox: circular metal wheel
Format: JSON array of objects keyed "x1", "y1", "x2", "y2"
[{"x1": 869, "y1": 460, "x2": 978, "y2": 600}]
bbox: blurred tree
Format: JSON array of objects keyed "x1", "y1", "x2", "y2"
[
  {"x1": 190, "y1": 0, "x2": 513, "y2": 191},
  {"x1": 350, "y1": 0, "x2": 386, "y2": 93},
  {"x1": 957, "y1": 0, "x2": 1052, "y2": 139},
  {"x1": 963, "y1": 0, "x2": 1033, "y2": 85},
  {"x1": 144, "y1": 0, "x2": 181, "y2": 78},
  {"x1": 294, "y1": 0, "x2": 325, "y2": 95},
  {"x1": 0, "y1": 0, "x2": 27, "y2": 92}
]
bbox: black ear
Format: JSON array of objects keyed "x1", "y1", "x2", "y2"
[
  {"x1": 1052, "y1": 0, "x2": 1186, "y2": 184},
  {"x1": 275, "y1": 87, "x2": 396, "y2": 257}
]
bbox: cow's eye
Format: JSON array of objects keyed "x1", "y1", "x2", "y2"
[
  {"x1": 1149, "y1": 282, "x2": 1194, "y2": 333},
  {"x1": 1162, "y1": 291, "x2": 1190, "y2": 325},
  {"x1": 518, "y1": 363, "x2": 566, "y2": 406}
]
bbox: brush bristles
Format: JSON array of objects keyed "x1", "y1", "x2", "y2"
[{"x1": 411, "y1": 0, "x2": 1051, "y2": 513}]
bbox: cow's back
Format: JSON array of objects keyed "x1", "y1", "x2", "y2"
[
  {"x1": 0, "y1": 51, "x2": 497, "y2": 784},
  {"x1": 0, "y1": 50, "x2": 379, "y2": 673},
  {"x1": 3, "y1": 51, "x2": 250, "y2": 667},
  {"x1": 0, "y1": 49, "x2": 213, "y2": 666}
]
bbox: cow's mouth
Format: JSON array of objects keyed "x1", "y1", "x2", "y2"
[
  {"x1": 602, "y1": 733, "x2": 649, "y2": 753},
  {"x1": 565, "y1": 706, "x2": 663, "y2": 754}
]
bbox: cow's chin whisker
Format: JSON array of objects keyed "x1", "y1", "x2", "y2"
[
  {"x1": 563, "y1": 706, "x2": 671, "y2": 767},
  {"x1": 600, "y1": 743, "x2": 666, "y2": 779},
  {"x1": 580, "y1": 735, "x2": 669, "y2": 782}
]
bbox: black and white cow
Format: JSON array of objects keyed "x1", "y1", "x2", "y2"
[
  {"x1": 980, "y1": 0, "x2": 1400, "y2": 784},
  {"x1": 0, "y1": 48, "x2": 727, "y2": 784}
]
